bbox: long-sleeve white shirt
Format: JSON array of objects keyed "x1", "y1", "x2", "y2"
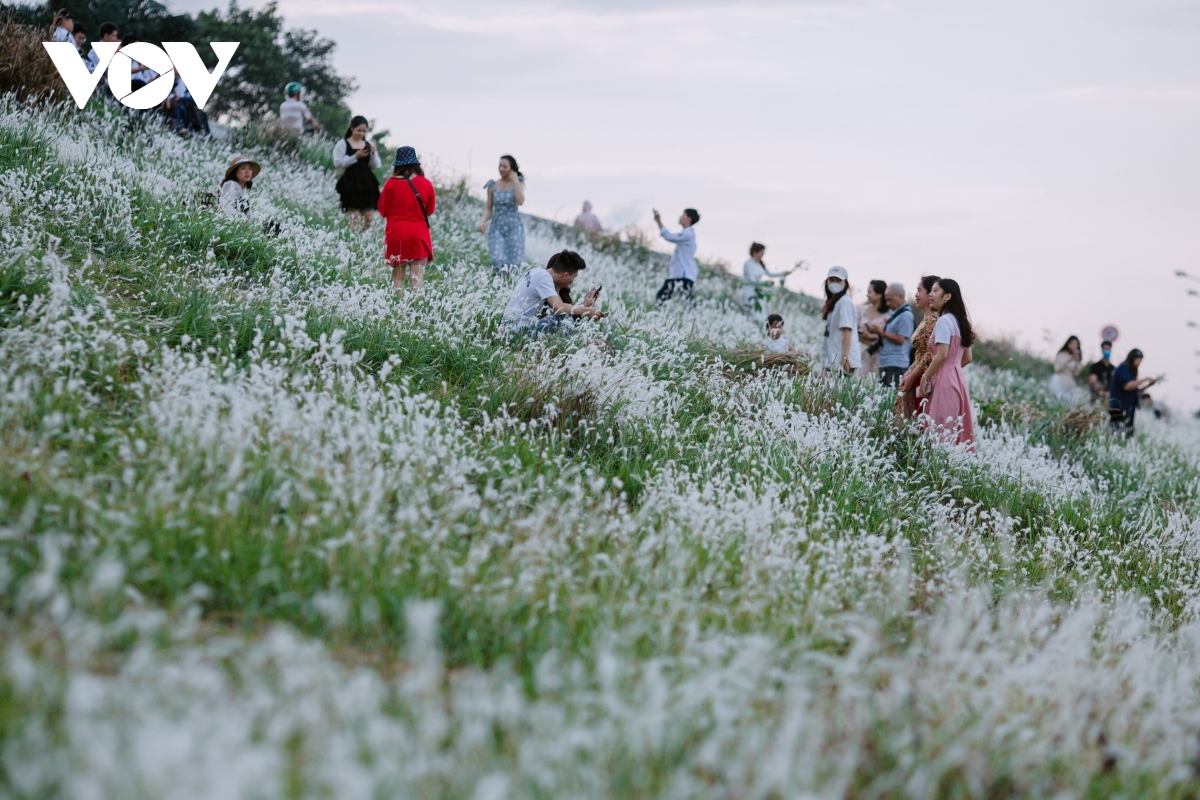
[
  {"x1": 660, "y1": 225, "x2": 697, "y2": 281},
  {"x1": 218, "y1": 180, "x2": 250, "y2": 218},
  {"x1": 332, "y1": 139, "x2": 382, "y2": 170},
  {"x1": 742, "y1": 258, "x2": 787, "y2": 285}
]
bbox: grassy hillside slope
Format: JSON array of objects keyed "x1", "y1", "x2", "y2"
[{"x1": 3, "y1": 98, "x2": 1200, "y2": 799}]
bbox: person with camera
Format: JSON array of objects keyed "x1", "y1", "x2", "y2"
[{"x1": 866, "y1": 283, "x2": 914, "y2": 387}]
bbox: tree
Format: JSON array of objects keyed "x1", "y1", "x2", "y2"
[
  {"x1": 194, "y1": 1, "x2": 355, "y2": 132},
  {"x1": 1, "y1": 0, "x2": 195, "y2": 46}
]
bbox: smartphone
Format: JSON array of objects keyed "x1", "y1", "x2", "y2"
[{"x1": 595, "y1": 285, "x2": 603, "y2": 296}]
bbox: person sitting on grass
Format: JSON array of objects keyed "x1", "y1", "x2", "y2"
[
  {"x1": 763, "y1": 313, "x2": 791, "y2": 353},
  {"x1": 219, "y1": 156, "x2": 259, "y2": 218},
  {"x1": 502, "y1": 250, "x2": 604, "y2": 336}
]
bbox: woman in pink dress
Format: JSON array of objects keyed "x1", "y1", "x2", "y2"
[{"x1": 920, "y1": 278, "x2": 975, "y2": 449}]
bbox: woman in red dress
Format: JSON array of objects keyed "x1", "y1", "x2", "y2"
[{"x1": 377, "y1": 146, "x2": 436, "y2": 294}]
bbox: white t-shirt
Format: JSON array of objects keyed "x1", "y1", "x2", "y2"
[
  {"x1": 820, "y1": 294, "x2": 862, "y2": 370},
  {"x1": 764, "y1": 335, "x2": 789, "y2": 353},
  {"x1": 503, "y1": 268, "x2": 557, "y2": 323},
  {"x1": 279, "y1": 98, "x2": 312, "y2": 133},
  {"x1": 933, "y1": 313, "x2": 960, "y2": 345}
]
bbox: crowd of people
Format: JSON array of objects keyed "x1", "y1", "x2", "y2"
[
  {"x1": 51, "y1": 9, "x2": 210, "y2": 135},
  {"x1": 53, "y1": 0, "x2": 1143, "y2": 451},
  {"x1": 1051, "y1": 336, "x2": 1162, "y2": 437}
]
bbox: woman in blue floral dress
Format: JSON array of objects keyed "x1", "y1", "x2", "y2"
[{"x1": 479, "y1": 155, "x2": 526, "y2": 274}]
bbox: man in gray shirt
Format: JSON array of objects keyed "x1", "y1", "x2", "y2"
[{"x1": 869, "y1": 283, "x2": 914, "y2": 387}]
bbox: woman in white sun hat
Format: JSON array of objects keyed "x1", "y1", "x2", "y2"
[
  {"x1": 219, "y1": 155, "x2": 261, "y2": 218},
  {"x1": 819, "y1": 265, "x2": 861, "y2": 374}
]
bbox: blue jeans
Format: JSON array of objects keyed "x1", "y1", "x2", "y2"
[{"x1": 510, "y1": 316, "x2": 574, "y2": 338}]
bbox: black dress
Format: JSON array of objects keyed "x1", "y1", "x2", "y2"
[{"x1": 335, "y1": 140, "x2": 381, "y2": 212}]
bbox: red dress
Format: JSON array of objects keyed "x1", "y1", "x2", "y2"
[{"x1": 378, "y1": 176, "x2": 436, "y2": 264}]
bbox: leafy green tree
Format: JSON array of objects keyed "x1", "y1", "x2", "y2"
[
  {"x1": 195, "y1": 1, "x2": 355, "y2": 133},
  {"x1": 1, "y1": 0, "x2": 194, "y2": 46}
]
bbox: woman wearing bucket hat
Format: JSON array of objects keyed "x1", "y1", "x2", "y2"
[
  {"x1": 377, "y1": 146, "x2": 437, "y2": 295},
  {"x1": 819, "y1": 266, "x2": 861, "y2": 374},
  {"x1": 219, "y1": 156, "x2": 260, "y2": 218}
]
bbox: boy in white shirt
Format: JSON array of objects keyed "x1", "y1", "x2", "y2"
[
  {"x1": 652, "y1": 207, "x2": 699, "y2": 303},
  {"x1": 503, "y1": 250, "x2": 604, "y2": 336},
  {"x1": 88, "y1": 23, "x2": 118, "y2": 75},
  {"x1": 50, "y1": 10, "x2": 73, "y2": 42}
]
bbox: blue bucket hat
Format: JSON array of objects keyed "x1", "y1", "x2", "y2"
[{"x1": 393, "y1": 146, "x2": 420, "y2": 167}]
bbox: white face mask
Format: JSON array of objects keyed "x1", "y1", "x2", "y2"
[{"x1": 827, "y1": 280, "x2": 845, "y2": 294}]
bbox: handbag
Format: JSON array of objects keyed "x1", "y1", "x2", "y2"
[{"x1": 403, "y1": 177, "x2": 430, "y2": 228}]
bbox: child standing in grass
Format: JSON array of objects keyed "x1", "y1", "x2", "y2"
[{"x1": 377, "y1": 147, "x2": 436, "y2": 295}]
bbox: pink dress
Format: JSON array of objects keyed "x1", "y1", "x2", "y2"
[{"x1": 923, "y1": 314, "x2": 975, "y2": 449}]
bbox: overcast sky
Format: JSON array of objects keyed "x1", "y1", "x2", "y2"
[{"x1": 178, "y1": 0, "x2": 1200, "y2": 408}]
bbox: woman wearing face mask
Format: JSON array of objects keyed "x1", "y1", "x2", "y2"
[
  {"x1": 896, "y1": 275, "x2": 940, "y2": 419},
  {"x1": 819, "y1": 266, "x2": 861, "y2": 374},
  {"x1": 920, "y1": 278, "x2": 975, "y2": 448},
  {"x1": 1109, "y1": 348, "x2": 1160, "y2": 438},
  {"x1": 1050, "y1": 335, "x2": 1083, "y2": 401},
  {"x1": 1087, "y1": 341, "x2": 1115, "y2": 403}
]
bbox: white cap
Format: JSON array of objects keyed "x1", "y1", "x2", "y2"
[{"x1": 826, "y1": 265, "x2": 848, "y2": 281}]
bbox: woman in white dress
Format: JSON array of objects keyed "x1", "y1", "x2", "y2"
[{"x1": 1050, "y1": 335, "x2": 1083, "y2": 401}]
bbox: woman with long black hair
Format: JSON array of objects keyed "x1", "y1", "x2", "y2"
[
  {"x1": 1109, "y1": 349, "x2": 1160, "y2": 437},
  {"x1": 819, "y1": 266, "x2": 861, "y2": 373},
  {"x1": 920, "y1": 277, "x2": 975, "y2": 448},
  {"x1": 1051, "y1": 335, "x2": 1083, "y2": 400},
  {"x1": 479, "y1": 155, "x2": 526, "y2": 274},
  {"x1": 857, "y1": 278, "x2": 888, "y2": 377},
  {"x1": 333, "y1": 115, "x2": 382, "y2": 232}
]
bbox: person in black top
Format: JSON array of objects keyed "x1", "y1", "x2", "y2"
[
  {"x1": 1087, "y1": 340, "x2": 1115, "y2": 403},
  {"x1": 1109, "y1": 348, "x2": 1160, "y2": 437}
]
